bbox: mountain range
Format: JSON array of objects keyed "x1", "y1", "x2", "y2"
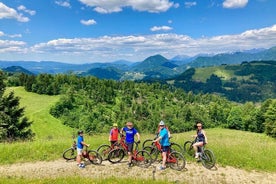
[{"x1": 1, "y1": 46, "x2": 276, "y2": 81}]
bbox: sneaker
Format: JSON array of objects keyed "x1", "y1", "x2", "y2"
[
  {"x1": 127, "y1": 162, "x2": 132, "y2": 168},
  {"x1": 159, "y1": 166, "x2": 166, "y2": 170},
  {"x1": 195, "y1": 152, "x2": 199, "y2": 159},
  {"x1": 79, "y1": 163, "x2": 85, "y2": 168}
]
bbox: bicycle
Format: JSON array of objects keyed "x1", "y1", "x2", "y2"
[
  {"x1": 63, "y1": 140, "x2": 102, "y2": 165},
  {"x1": 142, "y1": 134, "x2": 183, "y2": 154},
  {"x1": 107, "y1": 135, "x2": 152, "y2": 168},
  {"x1": 143, "y1": 137, "x2": 186, "y2": 171},
  {"x1": 97, "y1": 134, "x2": 139, "y2": 160},
  {"x1": 183, "y1": 138, "x2": 216, "y2": 169}
]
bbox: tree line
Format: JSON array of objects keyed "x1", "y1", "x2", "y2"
[{"x1": 2, "y1": 72, "x2": 275, "y2": 140}]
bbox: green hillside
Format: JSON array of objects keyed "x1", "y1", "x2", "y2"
[
  {"x1": 1, "y1": 87, "x2": 276, "y2": 173},
  {"x1": 172, "y1": 60, "x2": 276, "y2": 102},
  {"x1": 5, "y1": 87, "x2": 72, "y2": 139}
]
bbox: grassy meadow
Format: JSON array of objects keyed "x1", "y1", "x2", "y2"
[{"x1": 1, "y1": 87, "x2": 276, "y2": 174}]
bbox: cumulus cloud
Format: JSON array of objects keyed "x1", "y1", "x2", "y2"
[
  {"x1": 223, "y1": 0, "x2": 248, "y2": 9},
  {"x1": 17, "y1": 5, "x2": 36, "y2": 15},
  {"x1": 55, "y1": 0, "x2": 71, "y2": 8},
  {"x1": 1, "y1": 25, "x2": 276, "y2": 62},
  {"x1": 185, "y1": 1, "x2": 197, "y2": 8},
  {"x1": 150, "y1": 26, "x2": 173, "y2": 32},
  {"x1": 0, "y1": 2, "x2": 29, "y2": 22},
  {"x1": 78, "y1": 0, "x2": 176, "y2": 13},
  {"x1": 80, "y1": 19, "x2": 97, "y2": 25}
]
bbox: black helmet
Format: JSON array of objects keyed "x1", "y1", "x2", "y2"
[{"x1": 78, "y1": 130, "x2": 83, "y2": 135}]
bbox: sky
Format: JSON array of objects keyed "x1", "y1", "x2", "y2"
[{"x1": 0, "y1": 0, "x2": 276, "y2": 64}]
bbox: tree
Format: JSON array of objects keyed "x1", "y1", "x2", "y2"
[
  {"x1": 0, "y1": 72, "x2": 34, "y2": 142},
  {"x1": 264, "y1": 100, "x2": 276, "y2": 138}
]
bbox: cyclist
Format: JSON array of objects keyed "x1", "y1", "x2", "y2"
[
  {"x1": 153, "y1": 120, "x2": 170, "y2": 170},
  {"x1": 76, "y1": 130, "x2": 90, "y2": 168},
  {"x1": 109, "y1": 123, "x2": 119, "y2": 146},
  {"x1": 121, "y1": 121, "x2": 141, "y2": 167},
  {"x1": 156, "y1": 120, "x2": 171, "y2": 138},
  {"x1": 192, "y1": 122, "x2": 208, "y2": 159}
]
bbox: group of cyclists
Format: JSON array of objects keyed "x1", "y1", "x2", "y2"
[{"x1": 76, "y1": 120, "x2": 207, "y2": 169}]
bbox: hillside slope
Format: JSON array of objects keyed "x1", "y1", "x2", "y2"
[{"x1": 5, "y1": 87, "x2": 73, "y2": 139}]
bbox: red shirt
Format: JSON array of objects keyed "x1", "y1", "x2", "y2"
[{"x1": 110, "y1": 128, "x2": 119, "y2": 141}]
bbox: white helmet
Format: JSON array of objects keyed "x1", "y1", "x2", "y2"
[{"x1": 159, "y1": 120, "x2": 165, "y2": 126}]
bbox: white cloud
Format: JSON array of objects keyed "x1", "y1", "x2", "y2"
[
  {"x1": 185, "y1": 2, "x2": 197, "y2": 8},
  {"x1": 55, "y1": 1, "x2": 71, "y2": 8},
  {"x1": 80, "y1": 19, "x2": 97, "y2": 25},
  {"x1": 17, "y1": 5, "x2": 36, "y2": 16},
  {"x1": 223, "y1": 0, "x2": 248, "y2": 9},
  {"x1": 150, "y1": 26, "x2": 173, "y2": 32},
  {"x1": 78, "y1": 0, "x2": 176, "y2": 13},
  {"x1": 0, "y1": 2, "x2": 29, "y2": 22},
  {"x1": 1, "y1": 25, "x2": 276, "y2": 63},
  {"x1": 0, "y1": 30, "x2": 22, "y2": 38}
]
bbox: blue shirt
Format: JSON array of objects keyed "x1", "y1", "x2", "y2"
[
  {"x1": 77, "y1": 135, "x2": 84, "y2": 149},
  {"x1": 159, "y1": 127, "x2": 170, "y2": 146},
  {"x1": 122, "y1": 127, "x2": 138, "y2": 143}
]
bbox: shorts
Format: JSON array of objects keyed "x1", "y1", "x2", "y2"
[
  {"x1": 126, "y1": 142, "x2": 134, "y2": 153},
  {"x1": 77, "y1": 148, "x2": 83, "y2": 155},
  {"x1": 161, "y1": 146, "x2": 170, "y2": 153},
  {"x1": 110, "y1": 141, "x2": 118, "y2": 146}
]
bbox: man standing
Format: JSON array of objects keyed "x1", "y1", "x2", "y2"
[{"x1": 121, "y1": 122, "x2": 140, "y2": 167}]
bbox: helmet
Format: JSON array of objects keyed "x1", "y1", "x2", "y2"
[
  {"x1": 159, "y1": 120, "x2": 165, "y2": 126},
  {"x1": 78, "y1": 130, "x2": 83, "y2": 135},
  {"x1": 113, "y1": 123, "x2": 118, "y2": 127}
]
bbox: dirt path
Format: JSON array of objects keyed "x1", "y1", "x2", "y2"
[{"x1": 0, "y1": 159, "x2": 275, "y2": 184}]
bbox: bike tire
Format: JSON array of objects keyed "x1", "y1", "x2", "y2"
[
  {"x1": 108, "y1": 148, "x2": 125, "y2": 164},
  {"x1": 201, "y1": 149, "x2": 216, "y2": 169},
  {"x1": 62, "y1": 147, "x2": 77, "y2": 161},
  {"x1": 170, "y1": 142, "x2": 183, "y2": 154},
  {"x1": 142, "y1": 139, "x2": 154, "y2": 148},
  {"x1": 134, "y1": 150, "x2": 152, "y2": 168},
  {"x1": 143, "y1": 145, "x2": 159, "y2": 163},
  {"x1": 97, "y1": 144, "x2": 111, "y2": 160},
  {"x1": 183, "y1": 141, "x2": 194, "y2": 157},
  {"x1": 168, "y1": 151, "x2": 186, "y2": 171},
  {"x1": 87, "y1": 150, "x2": 102, "y2": 165}
]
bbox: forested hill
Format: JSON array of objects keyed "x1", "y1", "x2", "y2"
[
  {"x1": 2, "y1": 71, "x2": 275, "y2": 138},
  {"x1": 164, "y1": 60, "x2": 276, "y2": 103}
]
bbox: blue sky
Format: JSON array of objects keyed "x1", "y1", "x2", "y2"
[{"x1": 0, "y1": 0, "x2": 276, "y2": 63}]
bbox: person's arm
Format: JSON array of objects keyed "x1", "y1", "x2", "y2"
[
  {"x1": 202, "y1": 130, "x2": 208, "y2": 144},
  {"x1": 136, "y1": 132, "x2": 141, "y2": 143},
  {"x1": 153, "y1": 136, "x2": 162, "y2": 142},
  {"x1": 81, "y1": 141, "x2": 89, "y2": 147},
  {"x1": 109, "y1": 130, "x2": 112, "y2": 141}
]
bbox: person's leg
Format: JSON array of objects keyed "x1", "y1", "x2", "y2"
[
  {"x1": 162, "y1": 151, "x2": 167, "y2": 168},
  {"x1": 76, "y1": 148, "x2": 83, "y2": 166},
  {"x1": 193, "y1": 142, "x2": 203, "y2": 158},
  {"x1": 127, "y1": 143, "x2": 134, "y2": 166}
]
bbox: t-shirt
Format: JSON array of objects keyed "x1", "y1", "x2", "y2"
[
  {"x1": 159, "y1": 127, "x2": 170, "y2": 146},
  {"x1": 77, "y1": 135, "x2": 84, "y2": 149},
  {"x1": 122, "y1": 127, "x2": 138, "y2": 143},
  {"x1": 110, "y1": 128, "x2": 119, "y2": 141}
]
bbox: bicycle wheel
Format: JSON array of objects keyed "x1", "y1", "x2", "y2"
[
  {"x1": 134, "y1": 150, "x2": 152, "y2": 168},
  {"x1": 170, "y1": 142, "x2": 183, "y2": 154},
  {"x1": 87, "y1": 150, "x2": 102, "y2": 165},
  {"x1": 143, "y1": 146, "x2": 159, "y2": 163},
  {"x1": 142, "y1": 139, "x2": 153, "y2": 148},
  {"x1": 97, "y1": 144, "x2": 111, "y2": 160},
  {"x1": 108, "y1": 148, "x2": 125, "y2": 163},
  {"x1": 168, "y1": 151, "x2": 186, "y2": 171},
  {"x1": 183, "y1": 141, "x2": 194, "y2": 156},
  {"x1": 201, "y1": 149, "x2": 216, "y2": 169},
  {"x1": 63, "y1": 147, "x2": 77, "y2": 161}
]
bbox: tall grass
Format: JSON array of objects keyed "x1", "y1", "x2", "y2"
[{"x1": 1, "y1": 87, "x2": 276, "y2": 172}]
